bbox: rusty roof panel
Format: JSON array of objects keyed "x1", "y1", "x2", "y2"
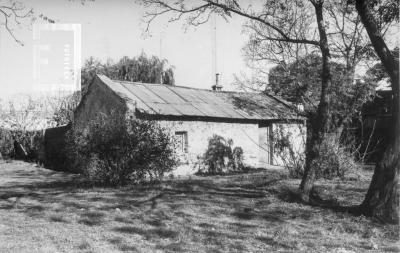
[
  {"x1": 126, "y1": 85, "x2": 166, "y2": 103},
  {"x1": 190, "y1": 102, "x2": 231, "y2": 118},
  {"x1": 172, "y1": 103, "x2": 206, "y2": 116},
  {"x1": 145, "y1": 85, "x2": 188, "y2": 104},
  {"x1": 97, "y1": 75, "x2": 302, "y2": 121},
  {"x1": 169, "y1": 87, "x2": 207, "y2": 103},
  {"x1": 145, "y1": 103, "x2": 181, "y2": 116}
]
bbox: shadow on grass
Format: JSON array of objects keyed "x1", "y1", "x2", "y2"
[
  {"x1": 0, "y1": 162, "x2": 381, "y2": 251},
  {"x1": 0, "y1": 165, "x2": 313, "y2": 225},
  {"x1": 108, "y1": 237, "x2": 139, "y2": 252},
  {"x1": 114, "y1": 225, "x2": 179, "y2": 240},
  {"x1": 256, "y1": 236, "x2": 296, "y2": 250},
  {"x1": 276, "y1": 185, "x2": 363, "y2": 217},
  {"x1": 78, "y1": 211, "x2": 106, "y2": 226}
]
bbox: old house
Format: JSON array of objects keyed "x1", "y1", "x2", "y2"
[{"x1": 73, "y1": 75, "x2": 304, "y2": 175}]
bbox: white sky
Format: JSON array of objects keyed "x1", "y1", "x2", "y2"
[{"x1": 0, "y1": 0, "x2": 251, "y2": 98}]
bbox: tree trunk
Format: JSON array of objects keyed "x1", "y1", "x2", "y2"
[
  {"x1": 299, "y1": 1, "x2": 333, "y2": 202},
  {"x1": 356, "y1": 0, "x2": 399, "y2": 224}
]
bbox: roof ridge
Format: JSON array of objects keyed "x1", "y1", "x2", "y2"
[{"x1": 109, "y1": 78, "x2": 262, "y2": 95}]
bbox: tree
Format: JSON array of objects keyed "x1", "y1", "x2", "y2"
[
  {"x1": 81, "y1": 53, "x2": 175, "y2": 92},
  {"x1": 269, "y1": 54, "x2": 374, "y2": 158},
  {"x1": 268, "y1": 54, "x2": 374, "y2": 119},
  {"x1": 354, "y1": 0, "x2": 399, "y2": 224},
  {"x1": 141, "y1": 0, "x2": 339, "y2": 202},
  {"x1": 241, "y1": 0, "x2": 377, "y2": 174}
]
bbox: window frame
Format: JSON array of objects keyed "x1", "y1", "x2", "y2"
[{"x1": 175, "y1": 131, "x2": 188, "y2": 154}]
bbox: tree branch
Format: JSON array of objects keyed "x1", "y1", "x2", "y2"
[
  {"x1": 141, "y1": 0, "x2": 319, "y2": 46},
  {"x1": 0, "y1": 1, "x2": 33, "y2": 46}
]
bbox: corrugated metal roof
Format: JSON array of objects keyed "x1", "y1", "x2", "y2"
[{"x1": 97, "y1": 75, "x2": 302, "y2": 121}]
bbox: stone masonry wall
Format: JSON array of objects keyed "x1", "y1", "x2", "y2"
[{"x1": 158, "y1": 120, "x2": 260, "y2": 175}]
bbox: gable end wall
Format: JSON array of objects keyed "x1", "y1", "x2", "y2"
[{"x1": 73, "y1": 79, "x2": 128, "y2": 131}]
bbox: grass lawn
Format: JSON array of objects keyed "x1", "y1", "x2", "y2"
[{"x1": 0, "y1": 161, "x2": 398, "y2": 253}]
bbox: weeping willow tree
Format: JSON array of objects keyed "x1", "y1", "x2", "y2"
[{"x1": 81, "y1": 53, "x2": 175, "y2": 91}]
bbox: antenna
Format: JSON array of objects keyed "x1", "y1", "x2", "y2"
[
  {"x1": 159, "y1": 32, "x2": 163, "y2": 59},
  {"x1": 211, "y1": 13, "x2": 216, "y2": 81},
  {"x1": 211, "y1": 12, "x2": 222, "y2": 90}
]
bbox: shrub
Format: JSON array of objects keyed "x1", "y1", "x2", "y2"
[
  {"x1": 311, "y1": 136, "x2": 360, "y2": 179},
  {"x1": 232, "y1": 147, "x2": 244, "y2": 171},
  {"x1": 0, "y1": 128, "x2": 14, "y2": 159},
  {"x1": 0, "y1": 128, "x2": 44, "y2": 162},
  {"x1": 273, "y1": 124, "x2": 305, "y2": 178},
  {"x1": 274, "y1": 124, "x2": 360, "y2": 179},
  {"x1": 197, "y1": 135, "x2": 244, "y2": 175},
  {"x1": 66, "y1": 112, "x2": 177, "y2": 185}
]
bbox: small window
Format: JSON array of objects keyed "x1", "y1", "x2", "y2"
[{"x1": 175, "y1": 131, "x2": 188, "y2": 154}]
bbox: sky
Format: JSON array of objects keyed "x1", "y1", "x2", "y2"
[{"x1": 0, "y1": 0, "x2": 251, "y2": 98}]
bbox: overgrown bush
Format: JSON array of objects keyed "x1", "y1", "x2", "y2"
[
  {"x1": 15, "y1": 130, "x2": 44, "y2": 161},
  {"x1": 311, "y1": 136, "x2": 361, "y2": 179},
  {"x1": 274, "y1": 124, "x2": 360, "y2": 179},
  {"x1": 196, "y1": 135, "x2": 244, "y2": 175},
  {"x1": 0, "y1": 128, "x2": 44, "y2": 162},
  {"x1": 273, "y1": 124, "x2": 306, "y2": 178},
  {"x1": 0, "y1": 128, "x2": 14, "y2": 159},
  {"x1": 232, "y1": 147, "x2": 244, "y2": 171},
  {"x1": 66, "y1": 113, "x2": 177, "y2": 185}
]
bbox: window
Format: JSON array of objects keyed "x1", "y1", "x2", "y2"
[{"x1": 175, "y1": 131, "x2": 188, "y2": 154}]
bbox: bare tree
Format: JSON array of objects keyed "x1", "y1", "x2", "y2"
[{"x1": 0, "y1": 1, "x2": 33, "y2": 45}]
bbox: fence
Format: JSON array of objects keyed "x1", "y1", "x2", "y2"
[{"x1": 44, "y1": 124, "x2": 71, "y2": 170}]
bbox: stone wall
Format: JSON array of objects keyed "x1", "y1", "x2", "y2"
[{"x1": 158, "y1": 120, "x2": 260, "y2": 175}]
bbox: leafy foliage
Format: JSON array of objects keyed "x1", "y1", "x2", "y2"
[
  {"x1": 364, "y1": 47, "x2": 399, "y2": 84},
  {"x1": 66, "y1": 112, "x2": 177, "y2": 185},
  {"x1": 311, "y1": 135, "x2": 361, "y2": 180},
  {"x1": 367, "y1": 0, "x2": 399, "y2": 28},
  {"x1": 0, "y1": 128, "x2": 44, "y2": 162},
  {"x1": 273, "y1": 124, "x2": 359, "y2": 180},
  {"x1": 268, "y1": 54, "x2": 375, "y2": 126},
  {"x1": 0, "y1": 96, "x2": 49, "y2": 162},
  {"x1": 0, "y1": 128, "x2": 14, "y2": 159},
  {"x1": 268, "y1": 54, "x2": 374, "y2": 177},
  {"x1": 273, "y1": 124, "x2": 305, "y2": 178},
  {"x1": 197, "y1": 135, "x2": 244, "y2": 175},
  {"x1": 81, "y1": 53, "x2": 175, "y2": 92},
  {"x1": 51, "y1": 91, "x2": 81, "y2": 126}
]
